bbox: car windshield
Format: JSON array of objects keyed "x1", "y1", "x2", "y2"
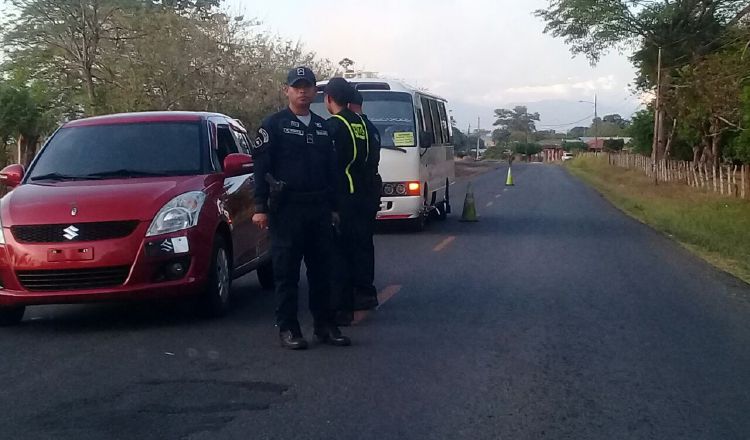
[
  {"x1": 28, "y1": 122, "x2": 203, "y2": 181},
  {"x1": 312, "y1": 91, "x2": 416, "y2": 147}
]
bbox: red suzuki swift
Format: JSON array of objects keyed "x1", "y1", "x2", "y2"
[{"x1": 0, "y1": 112, "x2": 272, "y2": 325}]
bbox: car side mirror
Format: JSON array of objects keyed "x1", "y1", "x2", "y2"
[
  {"x1": 223, "y1": 153, "x2": 253, "y2": 177},
  {"x1": 0, "y1": 164, "x2": 25, "y2": 188},
  {"x1": 419, "y1": 130, "x2": 433, "y2": 148}
]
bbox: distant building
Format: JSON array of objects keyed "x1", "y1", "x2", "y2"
[
  {"x1": 579, "y1": 137, "x2": 632, "y2": 151},
  {"x1": 542, "y1": 143, "x2": 564, "y2": 162}
]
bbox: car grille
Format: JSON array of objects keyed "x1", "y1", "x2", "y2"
[
  {"x1": 16, "y1": 266, "x2": 130, "y2": 292},
  {"x1": 11, "y1": 221, "x2": 139, "y2": 243}
]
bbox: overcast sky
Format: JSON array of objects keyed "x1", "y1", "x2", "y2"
[{"x1": 233, "y1": 0, "x2": 646, "y2": 131}]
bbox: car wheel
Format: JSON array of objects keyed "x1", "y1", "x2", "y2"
[
  {"x1": 199, "y1": 235, "x2": 232, "y2": 318},
  {"x1": 0, "y1": 306, "x2": 25, "y2": 326},
  {"x1": 257, "y1": 260, "x2": 274, "y2": 290}
]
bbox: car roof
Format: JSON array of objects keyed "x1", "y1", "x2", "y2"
[{"x1": 63, "y1": 111, "x2": 235, "y2": 129}]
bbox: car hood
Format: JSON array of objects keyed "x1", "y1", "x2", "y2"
[{"x1": 1, "y1": 175, "x2": 212, "y2": 226}]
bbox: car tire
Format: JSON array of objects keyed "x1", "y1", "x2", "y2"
[
  {"x1": 199, "y1": 235, "x2": 232, "y2": 318},
  {"x1": 0, "y1": 306, "x2": 25, "y2": 326},
  {"x1": 257, "y1": 260, "x2": 274, "y2": 290}
]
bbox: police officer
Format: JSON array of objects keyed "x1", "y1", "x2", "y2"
[
  {"x1": 252, "y1": 67, "x2": 350, "y2": 350},
  {"x1": 348, "y1": 90, "x2": 381, "y2": 314},
  {"x1": 324, "y1": 78, "x2": 376, "y2": 325}
]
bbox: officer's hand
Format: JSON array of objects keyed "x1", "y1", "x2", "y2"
[
  {"x1": 331, "y1": 212, "x2": 341, "y2": 227},
  {"x1": 253, "y1": 213, "x2": 269, "y2": 230}
]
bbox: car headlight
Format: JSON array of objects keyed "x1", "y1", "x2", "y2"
[{"x1": 146, "y1": 191, "x2": 206, "y2": 237}]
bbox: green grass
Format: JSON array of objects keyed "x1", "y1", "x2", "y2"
[{"x1": 568, "y1": 155, "x2": 750, "y2": 284}]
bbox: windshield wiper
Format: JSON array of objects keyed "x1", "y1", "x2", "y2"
[
  {"x1": 381, "y1": 146, "x2": 408, "y2": 153},
  {"x1": 29, "y1": 172, "x2": 90, "y2": 182},
  {"x1": 82, "y1": 169, "x2": 168, "y2": 179}
]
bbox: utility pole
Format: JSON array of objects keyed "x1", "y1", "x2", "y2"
[
  {"x1": 594, "y1": 93, "x2": 598, "y2": 156},
  {"x1": 476, "y1": 116, "x2": 481, "y2": 161},
  {"x1": 652, "y1": 46, "x2": 662, "y2": 185}
]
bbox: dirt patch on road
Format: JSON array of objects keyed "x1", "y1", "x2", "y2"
[{"x1": 455, "y1": 158, "x2": 504, "y2": 180}]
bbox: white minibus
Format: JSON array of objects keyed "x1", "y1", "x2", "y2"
[{"x1": 312, "y1": 78, "x2": 455, "y2": 230}]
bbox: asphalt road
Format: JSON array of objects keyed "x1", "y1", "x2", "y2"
[{"x1": 2, "y1": 163, "x2": 750, "y2": 439}]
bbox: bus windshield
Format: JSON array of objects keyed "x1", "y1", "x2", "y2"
[{"x1": 312, "y1": 91, "x2": 416, "y2": 147}]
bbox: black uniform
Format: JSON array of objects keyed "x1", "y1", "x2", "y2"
[
  {"x1": 327, "y1": 108, "x2": 378, "y2": 315},
  {"x1": 252, "y1": 108, "x2": 337, "y2": 333},
  {"x1": 359, "y1": 113, "x2": 381, "y2": 307}
]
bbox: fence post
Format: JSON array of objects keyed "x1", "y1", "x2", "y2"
[{"x1": 742, "y1": 165, "x2": 747, "y2": 199}]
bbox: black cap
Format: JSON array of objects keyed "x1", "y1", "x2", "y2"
[
  {"x1": 287, "y1": 67, "x2": 316, "y2": 87},
  {"x1": 350, "y1": 89, "x2": 364, "y2": 106},
  {"x1": 324, "y1": 77, "x2": 354, "y2": 106}
]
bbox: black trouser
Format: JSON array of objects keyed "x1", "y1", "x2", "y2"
[
  {"x1": 270, "y1": 201, "x2": 334, "y2": 332},
  {"x1": 332, "y1": 194, "x2": 378, "y2": 315}
]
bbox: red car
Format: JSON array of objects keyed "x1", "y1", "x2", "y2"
[{"x1": 0, "y1": 112, "x2": 272, "y2": 325}]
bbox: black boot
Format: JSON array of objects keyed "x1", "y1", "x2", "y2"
[
  {"x1": 314, "y1": 324, "x2": 351, "y2": 347},
  {"x1": 279, "y1": 329, "x2": 308, "y2": 350},
  {"x1": 335, "y1": 310, "x2": 354, "y2": 327}
]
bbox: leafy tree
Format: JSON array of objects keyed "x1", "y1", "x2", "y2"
[
  {"x1": 1, "y1": 0, "x2": 333, "y2": 134},
  {"x1": 627, "y1": 108, "x2": 655, "y2": 156},
  {"x1": 492, "y1": 128, "x2": 511, "y2": 146},
  {"x1": 536, "y1": 0, "x2": 750, "y2": 160},
  {"x1": 603, "y1": 138, "x2": 625, "y2": 151},
  {"x1": 602, "y1": 114, "x2": 629, "y2": 129},
  {"x1": 493, "y1": 106, "x2": 540, "y2": 134},
  {"x1": 0, "y1": 80, "x2": 55, "y2": 166},
  {"x1": 726, "y1": 85, "x2": 750, "y2": 163},
  {"x1": 452, "y1": 126, "x2": 469, "y2": 153}
]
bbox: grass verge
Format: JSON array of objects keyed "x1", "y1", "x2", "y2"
[{"x1": 567, "y1": 155, "x2": 750, "y2": 284}]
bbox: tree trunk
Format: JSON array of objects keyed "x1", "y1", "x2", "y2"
[
  {"x1": 18, "y1": 134, "x2": 39, "y2": 168},
  {"x1": 710, "y1": 118, "x2": 722, "y2": 171}
]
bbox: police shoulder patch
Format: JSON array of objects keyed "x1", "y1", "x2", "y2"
[{"x1": 259, "y1": 128, "x2": 270, "y2": 143}]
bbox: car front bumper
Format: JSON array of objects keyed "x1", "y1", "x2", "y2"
[{"x1": 0, "y1": 223, "x2": 213, "y2": 307}]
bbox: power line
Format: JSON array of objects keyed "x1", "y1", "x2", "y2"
[{"x1": 537, "y1": 114, "x2": 595, "y2": 128}]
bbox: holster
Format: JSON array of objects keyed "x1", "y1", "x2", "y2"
[{"x1": 265, "y1": 173, "x2": 287, "y2": 214}]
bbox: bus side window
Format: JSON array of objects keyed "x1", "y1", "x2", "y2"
[
  {"x1": 428, "y1": 99, "x2": 443, "y2": 145},
  {"x1": 420, "y1": 97, "x2": 435, "y2": 145},
  {"x1": 438, "y1": 102, "x2": 451, "y2": 144}
]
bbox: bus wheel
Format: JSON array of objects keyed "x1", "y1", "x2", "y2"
[
  {"x1": 434, "y1": 202, "x2": 448, "y2": 221},
  {"x1": 409, "y1": 214, "x2": 427, "y2": 232}
]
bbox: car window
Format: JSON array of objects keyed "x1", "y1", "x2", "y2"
[
  {"x1": 232, "y1": 129, "x2": 251, "y2": 155},
  {"x1": 28, "y1": 122, "x2": 203, "y2": 179},
  {"x1": 215, "y1": 124, "x2": 240, "y2": 169}
]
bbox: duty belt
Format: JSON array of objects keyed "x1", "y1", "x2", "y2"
[{"x1": 285, "y1": 190, "x2": 328, "y2": 203}]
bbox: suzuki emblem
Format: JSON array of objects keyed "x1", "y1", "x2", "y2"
[{"x1": 63, "y1": 225, "x2": 80, "y2": 240}]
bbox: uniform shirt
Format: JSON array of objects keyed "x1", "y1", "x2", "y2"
[
  {"x1": 360, "y1": 113, "x2": 381, "y2": 180},
  {"x1": 252, "y1": 108, "x2": 337, "y2": 213},
  {"x1": 326, "y1": 108, "x2": 371, "y2": 197}
]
